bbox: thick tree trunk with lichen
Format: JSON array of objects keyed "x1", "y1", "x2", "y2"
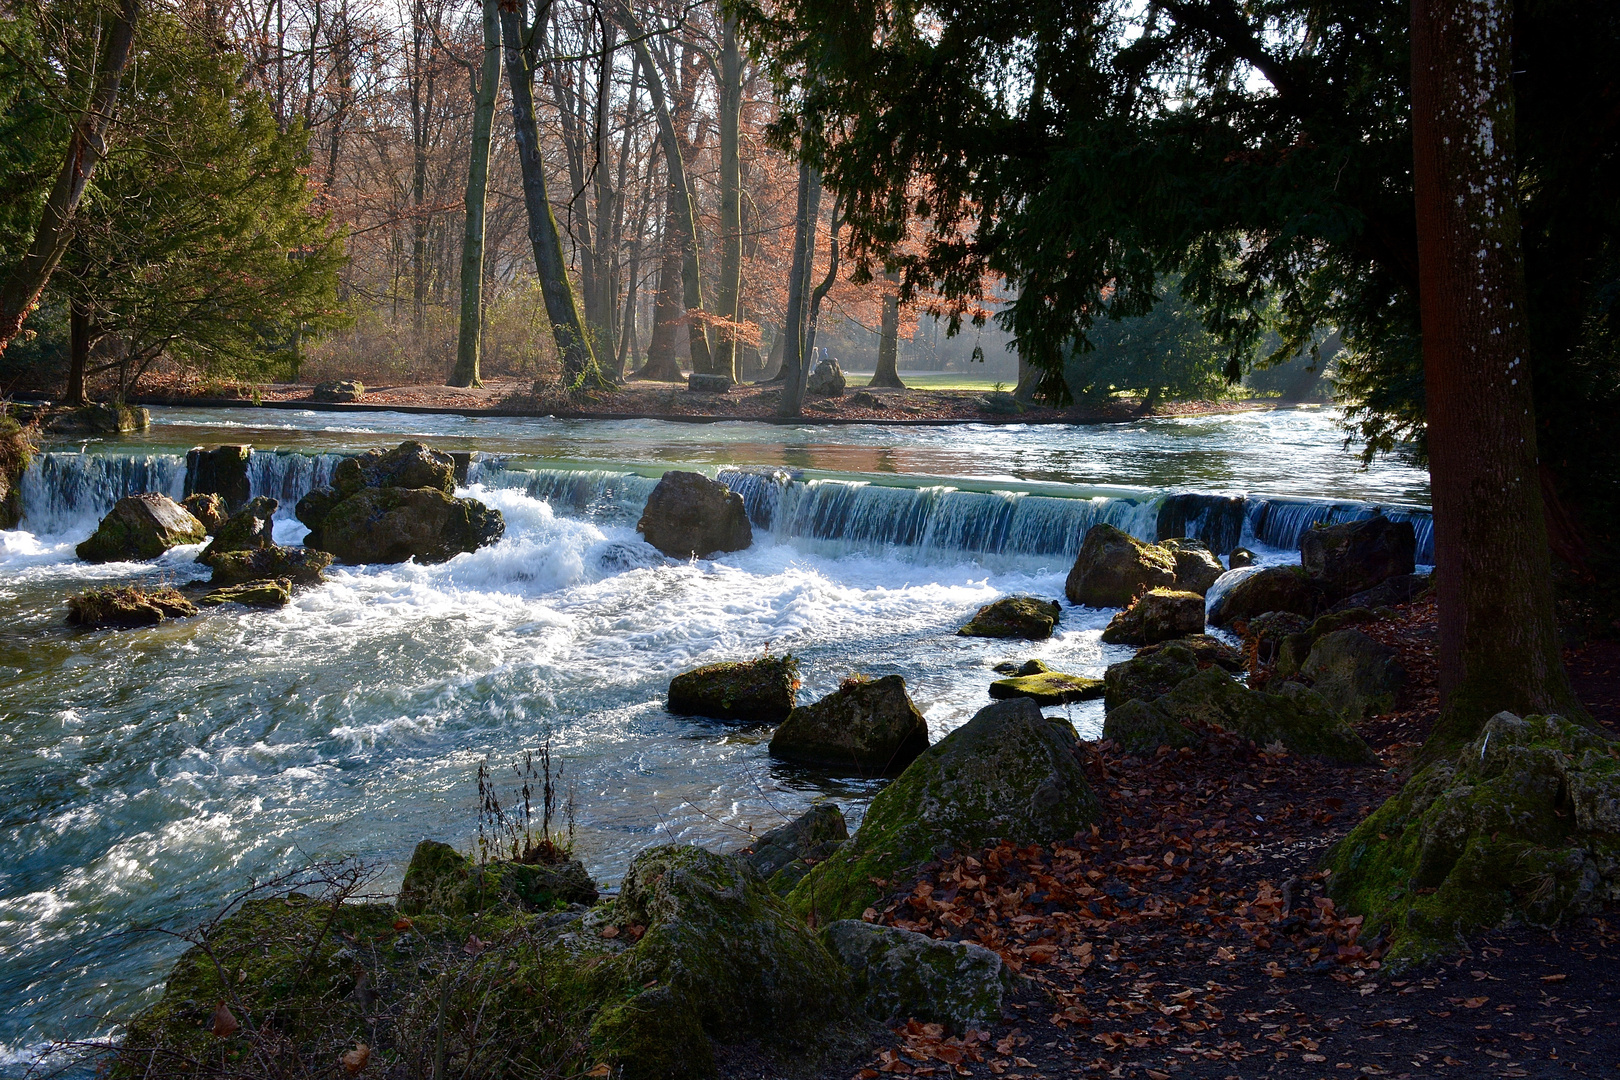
[{"x1": 1410, "y1": 0, "x2": 1585, "y2": 755}]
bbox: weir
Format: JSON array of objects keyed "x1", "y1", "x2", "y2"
[{"x1": 15, "y1": 449, "x2": 1436, "y2": 564}]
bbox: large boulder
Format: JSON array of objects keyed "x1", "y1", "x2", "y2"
[
  {"x1": 1301, "y1": 514, "x2": 1416, "y2": 602},
  {"x1": 208, "y1": 545, "x2": 332, "y2": 587},
  {"x1": 333, "y1": 440, "x2": 456, "y2": 496},
  {"x1": 823, "y1": 920, "x2": 1013, "y2": 1031},
  {"x1": 312, "y1": 379, "x2": 364, "y2": 403},
  {"x1": 1243, "y1": 610, "x2": 1311, "y2": 665},
  {"x1": 76, "y1": 493, "x2": 206, "y2": 562},
  {"x1": 396, "y1": 839, "x2": 598, "y2": 917},
  {"x1": 687, "y1": 373, "x2": 733, "y2": 394},
  {"x1": 1273, "y1": 607, "x2": 1380, "y2": 678},
  {"x1": 1161, "y1": 537, "x2": 1225, "y2": 595},
  {"x1": 786, "y1": 698, "x2": 1099, "y2": 921},
  {"x1": 636, "y1": 470, "x2": 752, "y2": 558},
  {"x1": 989, "y1": 669, "x2": 1104, "y2": 706},
  {"x1": 67, "y1": 585, "x2": 196, "y2": 629},
  {"x1": 40, "y1": 401, "x2": 148, "y2": 434},
  {"x1": 738, "y1": 803, "x2": 849, "y2": 894},
  {"x1": 1100, "y1": 587, "x2": 1206, "y2": 645},
  {"x1": 1150, "y1": 667, "x2": 1377, "y2": 764},
  {"x1": 589, "y1": 845, "x2": 861, "y2": 1080},
  {"x1": 1206, "y1": 564, "x2": 1326, "y2": 627},
  {"x1": 196, "y1": 496, "x2": 278, "y2": 566},
  {"x1": 769, "y1": 675, "x2": 930, "y2": 775},
  {"x1": 806, "y1": 357, "x2": 847, "y2": 396},
  {"x1": 1102, "y1": 698, "x2": 1198, "y2": 755},
  {"x1": 312, "y1": 486, "x2": 503, "y2": 564},
  {"x1": 957, "y1": 595, "x2": 1061, "y2": 639},
  {"x1": 668, "y1": 654, "x2": 800, "y2": 723},
  {"x1": 1103, "y1": 643, "x2": 1202, "y2": 712},
  {"x1": 183, "y1": 444, "x2": 252, "y2": 512},
  {"x1": 1065, "y1": 523, "x2": 1177, "y2": 608},
  {"x1": 1296, "y1": 628, "x2": 1407, "y2": 720},
  {"x1": 1329, "y1": 713, "x2": 1620, "y2": 968}
]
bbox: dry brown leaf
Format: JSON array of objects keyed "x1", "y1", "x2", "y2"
[
  {"x1": 340, "y1": 1044, "x2": 371, "y2": 1075},
  {"x1": 210, "y1": 1001, "x2": 239, "y2": 1039}
]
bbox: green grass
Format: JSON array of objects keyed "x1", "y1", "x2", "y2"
[{"x1": 842, "y1": 370, "x2": 1007, "y2": 391}]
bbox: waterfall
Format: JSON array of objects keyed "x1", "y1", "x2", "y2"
[
  {"x1": 1246, "y1": 497, "x2": 1435, "y2": 563},
  {"x1": 19, "y1": 452, "x2": 187, "y2": 536}
]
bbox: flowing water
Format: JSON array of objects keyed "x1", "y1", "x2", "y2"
[{"x1": 0, "y1": 405, "x2": 1429, "y2": 1069}]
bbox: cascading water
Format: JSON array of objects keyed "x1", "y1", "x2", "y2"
[{"x1": 18, "y1": 452, "x2": 187, "y2": 536}]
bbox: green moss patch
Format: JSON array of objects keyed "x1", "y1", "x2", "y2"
[{"x1": 988, "y1": 670, "x2": 1104, "y2": 705}]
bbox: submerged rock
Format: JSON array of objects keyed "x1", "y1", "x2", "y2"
[
  {"x1": 1104, "y1": 643, "x2": 1202, "y2": 712},
  {"x1": 76, "y1": 493, "x2": 206, "y2": 562},
  {"x1": 636, "y1": 470, "x2": 752, "y2": 559},
  {"x1": 180, "y1": 492, "x2": 227, "y2": 535},
  {"x1": 667, "y1": 654, "x2": 799, "y2": 723},
  {"x1": 1296, "y1": 628, "x2": 1407, "y2": 720},
  {"x1": 1301, "y1": 514, "x2": 1416, "y2": 602},
  {"x1": 1329, "y1": 712, "x2": 1620, "y2": 968},
  {"x1": 1161, "y1": 537, "x2": 1225, "y2": 595},
  {"x1": 957, "y1": 596, "x2": 1061, "y2": 639},
  {"x1": 1207, "y1": 564, "x2": 1325, "y2": 627},
  {"x1": 208, "y1": 545, "x2": 332, "y2": 587},
  {"x1": 989, "y1": 670, "x2": 1105, "y2": 706},
  {"x1": 200, "y1": 578, "x2": 292, "y2": 609},
  {"x1": 787, "y1": 697, "x2": 1099, "y2": 921},
  {"x1": 67, "y1": 585, "x2": 197, "y2": 628},
  {"x1": 1100, "y1": 587, "x2": 1206, "y2": 645},
  {"x1": 738, "y1": 803, "x2": 849, "y2": 894},
  {"x1": 1065, "y1": 523, "x2": 1177, "y2": 608},
  {"x1": 769, "y1": 674, "x2": 930, "y2": 775},
  {"x1": 196, "y1": 496, "x2": 278, "y2": 566},
  {"x1": 823, "y1": 920, "x2": 1013, "y2": 1030},
  {"x1": 1227, "y1": 547, "x2": 1256, "y2": 568},
  {"x1": 315, "y1": 486, "x2": 503, "y2": 564},
  {"x1": 183, "y1": 444, "x2": 252, "y2": 512},
  {"x1": 397, "y1": 839, "x2": 598, "y2": 917}
]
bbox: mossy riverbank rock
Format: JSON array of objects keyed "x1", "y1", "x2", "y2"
[
  {"x1": 989, "y1": 669, "x2": 1105, "y2": 706},
  {"x1": 1207, "y1": 564, "x2": 1326, "y2": 627},
  {"x1": 1328, "y1": 713, "x2": 1620, "y2": 969},
  {"x1": 1133, "y1": 634, "x2": 1244, "y2": 672},
  {"x1": 1102, "y1": 698, "x2": 1199, "y2": 755},
  {"x1": 183, "y1": 444, "x2": 252, "y2": 512},
  {"x1": 1295, "y1": 628, "x2": 1407, "y2": 720},
  {"x1": 397, "y1": 839, "x2": 598, "y2": 917},
  {"x1": 590, "y1": 845, "x2": 862, "y2": 1080},
  {"x1": 787, "y1": 698, "x2": 1099, "y2": 922},
  {"x1": 38, "y1": 401, "x2": 148, "y2": 434},
  {"x1": 667, "y1": 654, "x2": 799, "y2": 723},
  {"x1": 67, "y1": 585, "x2": 196, "y2": 629},
  {"x1": 1301, "y1": 514, "x2": 1416, "y2": 602},
  {"x1": 209, "y1": 544, "x2": 332, "y2": 587},
  {"x1": 957, "y1": 595, "x2": 1061, "y2": 639},
  {"x1": 76, "y1": 493, "x2": 206, "y2": 562},
  {"x1": 738, "y1": 803, "x2": 849, "y2": 895},
  {"x1": 636, "y1": 470, "x2": 752, "y2": 559},
  {"x1": 1244, "y1": 610, "x2": 1311, "y2": 665},
  {"x1": 1104, "y1": 643, "x2": 1203, "y2": 711},
  {"x1": 200, "y1": 578, "x2": 291, "y2": 609},
  {"x1": 313, "y1": 379, "x2": 365, "y2": 403},
  {"x1": 769, "y1": 675, "x2": 930, "y2": 775},
  {"x1": 1151, "y1": 667, "x2": 1376, "y2": 763},
  {"x1": 823, "y1": 920, "x2": 1013, "y2": 1031},
  {"x1": 1100, "y1": 587, "x2": 1206, "y2": 645},
  {"x1": 196, "y1": 496, "x2": 278, "y2": 566},
  {"x1": 1065, "y1": 523, "x2": 1177, "y2": 608},
  {"x1": 1161, "y1": 537, "x2": 1225, "y2": 595}
]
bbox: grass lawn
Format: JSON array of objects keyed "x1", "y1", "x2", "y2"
[{"x1": 842, "y1": 370, "x2": 1008, "y2": 391}]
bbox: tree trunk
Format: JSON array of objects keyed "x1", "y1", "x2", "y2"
[
  {"x1": 590, "y1": 17, "x2": 620, "y2": 370},
  {"x1": 777, "y1": 161, "x2": 820, "y2": 417},
  {"x1": 871, "y1": 270, "x2": 905, "y2": 388},
  {"x1": 712, "y1": 16, "x2": 743, "y2": 383},
  {"x1": 611, "y1": 3, "x2": 712, "y2": 375},
  {"x1": 66, "y1": 298, "x2": 90, "y2": 405},
  {"x1": 637, "y1": 189, "x2": 689, "y2": 381},
  {"x1": 804, "y1": 193, "x2": 839, "y2": 369},
  {"x1": 502, "y1": 0, "x2": 606, "y2": 391},
  {"x1": 1013, "y1": 351, "x2": 1041, "y2": 401},
  {"x1": 0, "y1": 0, "x2": 139, "y2": 355},
  {"x1": 1410, "y1": 0, "x2": 1585, "y2": 754},
  {"x1": 450, "y1": 0, "x2": 501, "y2": 388}
]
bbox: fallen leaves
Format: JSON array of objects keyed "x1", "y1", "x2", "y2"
[
  {"x1": 339, "y1": 1043, "x2": 370, "y2": 1074},
  {"x1": 210, "y1": 1001, "x2": 239, "y2": 1039}
]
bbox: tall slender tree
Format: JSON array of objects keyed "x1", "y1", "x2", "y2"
[{"x1": 449, "y1": 0, "x2": 502, "y2": 388}]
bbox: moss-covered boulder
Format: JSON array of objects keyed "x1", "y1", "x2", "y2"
[
  {"x1": 1296, "y1": 628, "x2": 1407, "y2": 720},
  {"x1": 992, "y1": 658, "x2": 1050, "y2": 675},
  {"x1": 1133, "y1": 634, "x2": 1244, "y2": 672},
  {"x1": 397, "y1": 839, "x2": 598, "y2": 918},
  {"x1": 184, "y1": 444, "x2": 252, "y2": 512},
  {"x1": 1328, "y1": 713, "x2": 1620, "y2": 969},
  {"x1": 1100, "y1": 587, "x2": 1206, "y2": 645},
  {"x1": 636, "y1": 470, "x2": 752, "y2": 559},
  {"x1": 1065, "y1": 523, "x2": 1177, "y2": 608},
  {"x1": 200, "y1": 578, "x2": 292, "y2": 609},
  {"x1": 0, "y1": 414, "x2": 36, "y2": 529},
  {"x1": 1161, "y1": 537, "x2": 1225, "y2": 595},
  {"x1": 76, "y1": 493, "x2": 206, "y2": 562},
  {"x1": 589, "y1": 845, "x2": 861, "y2": 1079},
  {"x1": 989, "y1": 669, "x2": 1105, "y2": 706},
  {"x1": 312, "y1": 486, "x2": 504, "y2": 565},
  {"x1": 197, "y1": 496, "x2": 278, "y2": 566},
  {"x1": 1207, "y1": 564, "x2": 1325, "y2": 627},
  {"x1": 67, "y1": 585, "x2": 197, "y2": 629},
  {"x1": 41, "y1": 401, "x2": 148, "y2": 434},
  {"x1": 667, "y1": 654, "x2": 799, "y2": 723},
  {"x1": 769, "y1": 675, "x2": 930, "y2": 775},
  {"x1": 786, "y1": 698, "x2": 1099, "y2": 921},
  {"x1": 181, "y1": 492, "x2": 228, "y2": 535},
  {"x1": 1243, "y1": 610, "x2": 1311, "y2": 665},
  {"x1": 956, "y1": 595, "x2": 1061, "y2": 639},
  {"x1": 822, "y1": 920, "x2": 1013, "y2": 1030},
  {"x1": 1103, "y1": 643, "x2": 1202, "y2": 711},
  {"x1": 1301, "y1": 514, "x2": 1416, "y2": 602},
  {"x1": 209, "y1": 545, "x2": 332, "y2": 587},
  {"x1": 334, "y1": 440, "x2": 455, "y2": 495},
  {"x1": 1102, "y1": 698, "x2": 1198, "y2": 754},
  {"x1": 313, "y1": 379, "x2": 365, "y2": 403},
  {"x1": 738, "y1": 804, "x2": 849, "y2": 895},
  {"x1": 1152, "y1": 668, "x2": 1377, "y2": 764},
  {"x1": 1274, "y1": 607, "x2": 1378, "y2": 677}
]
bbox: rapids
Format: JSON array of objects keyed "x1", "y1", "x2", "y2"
[{"x1": 0, "y1": 405, "x2": 1428, "y2": 1070}]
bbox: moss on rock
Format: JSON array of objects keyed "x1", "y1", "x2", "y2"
[
  {"x1": 67, "y1": 585, "x2": 197, "y2": 629},
  {"x1": 786, "y1": 698, "x2": 1099, "y2": 922},
  {"x1": 1152, "y1": 668, "x2": 1376, "y2": 764},
  {"x1": 1065, "y1": 523, "x2": 1177, "y2": 608},
  {"x1": 667, "y1": 654, "x2": 800, "y2": 723},
  {"x1": 1133, "y1": 634, "x2": 1244, "y2": 672},
  {"x1": 1103, "y1": 643, "x2": 1202, "y2": 712},
  {"x1": 209, "y1": 545, "x2": 332, "y2": 587},
  {"x1": 76, "y1": 493, "x2": 207, "y2": 562},
  {"x1": 200, "y1": 578, "x2": 292, "y2": 609},
  {"x1": 738, "y1": 804, "x2": 849, "y2": 895},
  {"x1": 1100, "y1": 588, "x2": 1206, "y2": 645},
  {"x1": 822, "y1": 919, "x2": 1013, "y2": 1031},
  {"x1": 0, "y1": 414, "x2": 36, "y2": 529},
  {"x1": 988, "y1": 670, "x2": 1105, "y2": 706},
  {"x1": 769, "y1": 674, "x2": 930, "y2": 775},
  {"x1": 1328, "y1": 713, "x2": 1620, "y2": 969},
  {"x1": 397, "y1": 839, "x2": 599, "y2": 918},
  {"x1": 956, "y1": 595, "x2": 1061, "y2": 639},
  {"x1": 1102, "y1": 698, "x2": 1198, "y2": 755}
]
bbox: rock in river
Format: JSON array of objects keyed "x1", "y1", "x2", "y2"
[
  {"x1": 1100, "y1": 587, "x2": 1206, "y2": 645},
  {"x1": 200, "y1": 578, "x2": 292, "y2": 609},
  {"x1": 1065, "y1": 523, "x2": 1177, "y2": 608},
  {"x1": 1161, "y1": 537, "x2": 1225, "y2": 595},
  {"x1": 957, "y1": 595, "x2": 1061, "y2": 639},
  {"x1": 67, "y1": 585, "x2": 196, "y2": 629},
  {"x1": 769, "y1": 674, "x2": 930, "y2": 775},
  {"x1": 76, "y1": 493, "x2": 206, "y2": 562},
  {"x1": 737, "y1": 803, "x2": 848, "y2": 894},
  {"x1": 196, "y1": 496, "x2": 278, "y2": 566},
  {"x1": 208, "y1": 545, "x2": 332, "y2": 587},
  {"x1": 1301, "y1": 514, "x2": 1416, "y2": 602},
  {"x1": 989, "y1": 669, "x2": 1104, "y2": 706},
  {"x1": 1207, "y1": 564, "x2": 1326, "y2": 627},
  {"x1": 636, "y1": 470, "x2": 752, "y2": 559},
  {"x1": 667, "y1": 654, "x2": 799, "y2": 723},
  {"x1": 312, "y1": 486, "x2": 503, "y2": 564}
]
